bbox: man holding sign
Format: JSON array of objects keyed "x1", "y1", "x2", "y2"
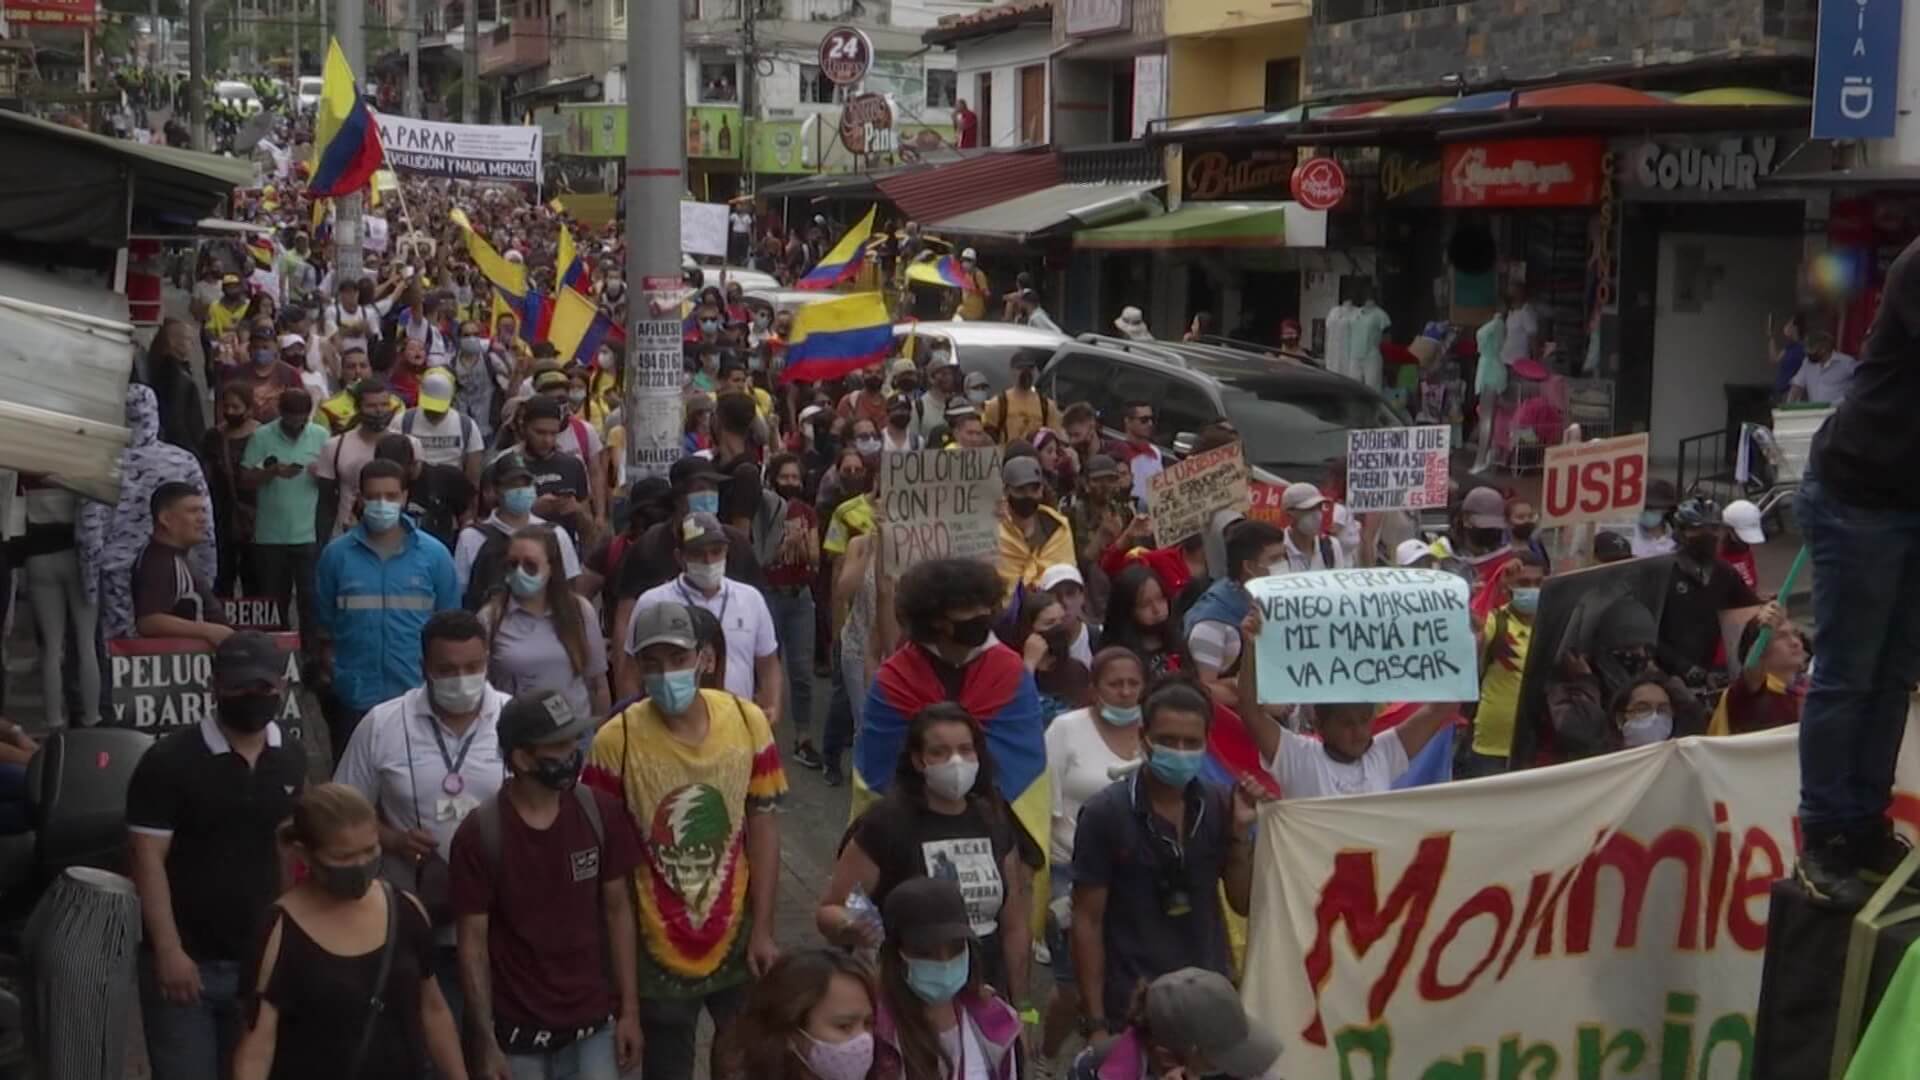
[{"x1": 1234, "y1": 568, "x2": 1475, "y2": 798}]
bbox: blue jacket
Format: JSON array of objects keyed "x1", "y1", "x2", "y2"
[
  {"x1": 314, "y1": 517, "x2": 459, "y2": 710},
  {"x1": 1182, "y1": 576, "x2": 1252, "y2": 641}
]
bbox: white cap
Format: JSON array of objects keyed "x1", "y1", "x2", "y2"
[
  {"x1": 961, "y1": 247, "x2": 977, "y2": 261},
  {"x1": 1723, "y1": 499, "x2": 1766, "y2": 545},
  {"x1": 1281, "y1": 481, "x2": 1326, "y2": 512},
  {"x1": 798, "y1": 404, "x2": 827, "y2": 426},
  {"x1": 1395, "y1": 539, "x2": 1433, "y2": 567},
  {"x1": 277, "y1": 333, "x2": 306, "y2": 351},
  {"x1": 1038, "y1": 563, "x2": 1084, "y2": 592}
]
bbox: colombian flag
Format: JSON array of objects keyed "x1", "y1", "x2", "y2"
[
  {"x1": 778, "y1": 292, "x2": 892, "y2": 385},
  {"x1": 906, "y1": 254, "x2": 976, "y2": 292},
  {"x1": 797, "y1": 205, "x2": 878, "y2": 291},
  {"x1": 308, "y1": 39, "x2": 384, "y2": 197},
  {"x1": 556, "y1": 225, "x2": 590, "y2": 295},
  {"x1": 549, "y1": 287, "x2": 616, "y2": 365},
  {"x1": 449, "y1": 208, "x2": 529, "y2": 299}
]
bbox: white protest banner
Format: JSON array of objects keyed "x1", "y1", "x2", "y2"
[
  {"x1": 1146, "y1": 442, "x2": 1251, "y2": 546},
  {"x1": 1345, "y1": 425, "x2": 1451, "y2": 512},
  {"x1": 681, "y1": 201, "x2": 731, "y2": 258},
  {"x1": 1241, "y1": 727, "x2": 1920, "y2": 1080},
  {"x1": 372, "y1": 114, "x2": 543, "y2": 185},
  {"x1": 1249, "y1": 568, "x2": 1476, "y2": 703},
  {"x1": 1541, "y1": 432, "x2": 1649, "y2": 528},
  {"x1": 877, "y1": 447, "x2": 1003, "y2": 580}
]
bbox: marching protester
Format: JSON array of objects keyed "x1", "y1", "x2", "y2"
[
  {"x1": 203, "y1": 383, "x2": 261, "y2": 596},
  {"x1": 738, "y1": 949, "x2": 879, "y2": 1080},
  {"x1": 313, "y1": 377, "x2": 418, "y2": 537},
  {"x1": 1631, "y1": 478, "x2": 1680, "y2": 557},
  {"x1": 1066, "y1": 968, "x2": 1283, "y2": 1080},
  {"x1": 1548, "y1": 593, "x2": 1702, "y2": 760},
  {"x1": 1100, "y1": 564, "x2": 1187, "y2": 681},
  {"x1": 765, "y1": 452, "x2": 823, "y2": 765},
  {"x1": 454, "y1": 452, "x2": 584, "y2": 606},
  {"x1": 1276, "y1": 483, "x2": 1346, "y2": 572},
  {"x1": 1184, "y1": 520, "x2": 1286, "y2": 708},
  {"x1": 1721, "y1": 497, "x2": 1765, "y2": 589},
  {"x1": 241, "y1": 388, "x2": 329, "y2": 634},
  {"x1": 1655, "y1": 498, "x2": 1763, "y2": 686},
  {"x1": 1012, "y1": 589, "x2": 1092, "y2": 720},
  {"x1": 997, "y1": 456, "x2": 1077, "y2": 599},
  {"x1": 872, "y1": 877, "x2": 1024, "y2": 1080},
  {"x1": 450, "y1": 689, "x2": 643, "y2": 1079},
  {"x1": 1465, "y1": 552, "x2": 1549, "y2": 776},
  {"x1": 476, "y1": 526, "x2": 611, "y2": 731}
]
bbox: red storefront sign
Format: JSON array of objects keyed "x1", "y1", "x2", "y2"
[
  {"x1": 4, "y1": 0, "x2": 98, "y2": 26},
  {"x1": 1441, "y1": 137, "x2": 1604, "y2": 208},
  {"x1": 1290, "y1": 157, "x2": 1348, "y2": 212}
]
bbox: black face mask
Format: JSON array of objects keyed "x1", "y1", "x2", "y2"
[
  {"x1": 775, "y1": 482, "x2": 804, "y2": 500},
  {"x1": 1467, "y1": 527, "x2": 1504, "y2": 552},
  {"x1": 1683, "y1": 534, "x2": 1720, "y2": 563},
  {"x1": 1613, "y1": 648, "x2": 1652, "y2": 676},
  {"x1": 863, "y1": 376, "x2": 883, "y2": 392},
  {"x1": 527, "y1": 749, "x2": 583, "y2": 791},
  {"x1": 311, "y1": 855, "x2": 380, "y2": 901},
  {"x1": 218, "y1": 693, "x2": 278, "y2": 734},
  {"x1": 1509, "y1": 522, "x2": 1538, "y2": 542},
  {"x1": 947, "y1": 615, "x2": 994, "y2": 648},
  {"x1": 1016, "y1": 369, "x2": 1035, "y2": 388},
  {"x1": 888, "y1": 411, "x2": 911, "y2": 429},
  {"x1": 840, "y1": 473, "x2": 869, "y2": 495},
  {"x1": 1008, "y1": 494, "x2": 1041, "y2": 518}
]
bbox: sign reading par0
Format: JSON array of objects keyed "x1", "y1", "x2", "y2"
[{"x1": 373, "y1": 115, "x2": 544, "y2": 185}]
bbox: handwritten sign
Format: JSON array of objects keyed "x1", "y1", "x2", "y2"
[
  {"x1": 1250, "y1": 568, "x2": 1477, "y2": 704},
  {"x1": 106, "y1": 634, "x2": 326, "y2": 771},
  {"x1": 1146, "y1": 443, "x2": 1252, "y2": 546},
  {"x1": 877, "y1": 447, "x2": 1003, "y2": 581},
  {"x1": 1345, "y1": 426, "x2": 1451, "y2": 512}
]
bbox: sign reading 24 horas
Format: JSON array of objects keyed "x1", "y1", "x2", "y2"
[{"x1": 819, "y1": 26, "x2": 874, "y2": 86}]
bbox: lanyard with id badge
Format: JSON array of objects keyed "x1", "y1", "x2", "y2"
[{"x1": 403, "y1": 707, "x2": 497, "y2": 924}]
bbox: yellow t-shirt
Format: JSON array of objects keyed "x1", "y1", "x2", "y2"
[
  {"x1": 982, "y1": 388, "x2": 1058, "y2": 445},
  {"x1": 1472, "y1": 607, "x2": 1531, "y2": 757},
  {"x1": 206, "y1": 299, "x2": 251, "y2": 337},
  {"x1": 823, "y1": 494, "x2": 873, "y2": 556}
]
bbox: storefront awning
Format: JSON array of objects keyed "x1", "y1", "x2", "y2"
[
  {"x1": 875, "y1": 148, "x2": 1061, "y2": 225},
  {"x1": 1075, "y1": 202, "x2": 1298, "y2": 251},
  {"x1": 929, "y1": 181, "x2": 1164, "y2": 243}
]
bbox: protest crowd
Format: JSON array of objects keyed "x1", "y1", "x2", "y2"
[{"x1": 17, "y1": 59, "x2": 1912, "y2": 1080}]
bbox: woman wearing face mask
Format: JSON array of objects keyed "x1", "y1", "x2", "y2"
[
  {"x1": 820, "y1": 702, "x2": 1034, "y2": 1002},
  {"x1": 738, "y1": 949, "x2": 879, "y2": 1080},
  {"x1": 1100, "y1": 564, "x2": 1188, "y2": 682},
  {"x1": 478, "y1": 528, "x2": 610, "y2": 744},
  {"x1": 231, "y1": 784, "x2": 466, "y2": 1080},
  {"x1": 203, "y1": 382, "x2": 261, "y2": 596},
  {"x1": 850, "y1": 418, "x2": 884, "y2": 461},
  {"x1": 1462, "y1": 552, "x2": 1548, "y2": 777},
  {"x1": 1009, "y1": 591, "x2": 1091, "y2": 720},
  {"x1": 1548, "y1": 592, "x2": 1702, "y2": 761},
  {"x1": 684, "y1": 393, "x2": 715, "y2": 456},
  {"x1": 870, "y1": 877, "x2": 1024, "y2": 1080},
  {"x1": 1039, "y1": 647, "x2": 1144, "y2": 1063},
  {"x1": 1608, "y1": 676, "x2": 1689, "y2": 752}
]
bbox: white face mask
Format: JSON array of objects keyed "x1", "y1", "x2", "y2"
[
  {"x1": 1621, "y1": 709, "x2": 1673, "y2": 748},
  {"x1": 1296, "y1": 510, "x2": 1324, "y2": 534},
  {"x1": 923, "y1": 757, "x2": 979, "y2": 802},
  {"x1": 430, "y1": 672, "x2": 489, "y2": 714},
  {"x1": 685, "y1": 559, "x2": 726, "y2": 591}
]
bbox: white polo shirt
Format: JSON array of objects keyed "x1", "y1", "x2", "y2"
[
  {"x1": 452, "y1": 512, "x2": 583, "y2": 595},
  {"x1": 332, "y1": 684, "x2": 510, "y2": 871},
  {"x1": 629, "y1": 575, "x2": 778, "y2": 703}
]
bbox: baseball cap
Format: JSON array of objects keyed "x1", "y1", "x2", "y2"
[
  {"x1": 669, "y1": 455, "x2": 726, "y2": 492},
  {"x1": 1395, "y1": 538, "x2": 1434, "y2": 567},
  {"x1": 1645, "y1": 478, "x2": 1679, "y2": 510},
  {"x1": 498, "y1": 688, "x2": 593, "y2": 751},
  {"x1": 679, "y1": 511, "x2": 729, "y2": 551},
  {"x1": 629, "y1": 601, "x2": 700, "y2": 653},
  {"x1": 890, "y1": 357, "x2": 917, "y2": 377},
  {"x1": 960, "y1": 247, "x2": 977, "y2": 261},
  {"x1": 1724, "y1": 499, "x2": 1766, "y2": 545},
  {"x1": 1009, "y1": 351, "x2": 1039, "y2": 370},
  {"x1": 277, "y1": 333, "x2": 307, "y2": 352},
  {"x1": 798, "y1": 403, "x2": 828, "y2": 426},
  {"x1": 886, "y1": 392, "x2": 914, "y2": 413},
  {"x1": 944, "y1": 396, "x2": 980, "y2": 422},
  {"x1": 1461, "y1": 486, "x2": 1507, "y2": 528},
  {"x1": 487, "y1": 451, "x2": 534, "y2": 488},
  {"x1": 883, "y1": 876, "x2": 974, "y2": 952},
  {"x1": 1145, "y1": 968, "x2": 1283, "y2": 1078},
  {"x1": 534, "y1": 370, "x2": 570, "y2": 392},
  {"x1": 1085, "y1": 454, "x2": 1124, "y2": 480},
  {"x1": 1594, "y1": 530, "x2": 1633, "y2": 561},
  {"x1": 213, "y1": 631, "x2": 285, "y2": 691},
  {"x1": 1281, "y1": 481, "x2": 1326, "y2": 512},
  {"x1": 1003, "y1": 456, "x2": 1045, "y2": 489},
  {"x1": 1038, "y1": 563, "x2": 1084, "y2": 592},
  {"x1": 221, "y1": 273, "x2": 241, "y2": 285},
  {"x1": 964, "y1": 371, "x2": 991, "y2": 393},
  {"x1": 419, "y1": 368, "x2": 455, "y2": 412}
]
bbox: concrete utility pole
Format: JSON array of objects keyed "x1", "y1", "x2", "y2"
[
  {"x1": 291, "y1": 0, "x2": 301, "y2": 77},
  {"x1": 462, "y1": 0, "x2": 477, "y2": 121},
  {"x1": 621, "y1": 0, "x2": 685, "y2": 481},
  {"x1": 739, "y1": 0, "x2": 755, "y2": 193},
  {"x1": 332, "y1": 0, "x2": 365, "y2": 284},
  {"x1": 405, "y1": 0, "x2": 420, "y2": 115},
  {"x1": 187, "y1": 0, "x2": 206, "y2": 148}
]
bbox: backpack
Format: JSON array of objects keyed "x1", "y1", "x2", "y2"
[
  {"x1": 992, "y1": 389, "x2": 1054, "y2": 440},
  {"x1": 462, "y1": 521, "x2": 514, "y2": 610},
  {"x1": 473, "y1": 783, "x2": 604, "y2": 868}
]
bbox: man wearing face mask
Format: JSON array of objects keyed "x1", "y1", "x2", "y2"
[
  {"x1": 837, "y1": 364, "x2": 892, "y2": 431},
  {"x1": 334, "y1": 610, "x2": 508, "y2": 1020},
  {"x1": 915, "y1": 352, "x2": 962, "y2": 443},
  {"x1": 881, "y1": 392, "x2": 922, "y2": 452},
  {"x1": 997, "y1": 456, "x2": 1077, "y2": 601},
  {"x1": 1274, "y1": 482, "x2": 1346, "y2": 573},
  {"x1": 1548, "y1": 591, "x2": 1702, "y2": 760},
  {"x1": 1464, "y1": 551, "x2": 1549, "y2": 777},
  {"x1": 627, "y1": 513, "x2": 783, "y2": 727},
  {"x1": 238, "y1": 322, "x2": 303, "y2": 419},
  {"x1": 1183, "y1": 521, "x2": 1288, "y2": 710},
  {"x1": 451, "y1": 689, "x2": 645, "y2": 1080},
  {"x1": 314, "y1": 459, "x2": 460, "y2": 757},
  {"x1": 1654, "y1": 498, "x2": 1761, "y2": 686},
  {"x1": 312, "y1": 377, "x2": 423, "y2": 538},
  {"x1": 1434, "y1": 486, "x2": 1511, "y2": 584},
  {"x1": 585, "y1": 602, "x2": 787, "y2": 1080},
  {"x1": 981, "y1": 351, "x2": 1058, "y2": 446},
  {"x1": 127, "y1": 632, "x2": 307, "y2": 1080},
  {"x1": 611, "y1": 458, "x2": 766, "y2": 667},
  {"x1": 455, "y1": 452, "x2": 584, "y2": 604}
]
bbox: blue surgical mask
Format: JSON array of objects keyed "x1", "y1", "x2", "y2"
[
  {"x1": 687, "y1": 491, "x2": 720, "y2": 516},
  {"x1": 1640, "y1": 510, "x2": 1666, "y2": 529},
  {"x1": 360, "y1": 498, "x2": 402, "y2": 531},
  {"x1": 500, "y1": 485, "x2": 537, "y2": 517},
  {"x1": 904, "y1": 950, "x2": 970, "y2": 1004},
  {"x1": 506, "y1": 567, "x2": 547, "y2": 599},
  {"x1": 646, "y1": 669, "x2": 700, "y2": 715},
  {"x1": 252, "y1": 348, "x2": 276, "y2": 366},
  {"x1": 1508, "y1": 587, "x2": 1540, "y2": 615},
  {"x1": 1147, "y1": 744, "x2": 1206, "y2": 787},
  {"x1": 1100, "y1": 704, "x2": 1142, "y2": 727}
]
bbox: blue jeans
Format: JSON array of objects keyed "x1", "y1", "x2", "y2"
[
  {"x1": 139, "y1": 953, "x2": 242, "y2": 1080},
  {"x1": 1796, "y1": 476, "x2": 1920, "y2": 835},
  {"x1": 766, "y1": 585, "x2": 816, "y2": 743},
  {"x1": 507, "y1": 1026, "x2": 619, "y2": 1080},
  {"x1": 824, "y1": 643, "x2": 855, "y2": 768}
]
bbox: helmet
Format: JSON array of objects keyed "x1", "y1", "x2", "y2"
[{"x1": 1671, "y1": 497, "x2": 1723, "y2": 530}]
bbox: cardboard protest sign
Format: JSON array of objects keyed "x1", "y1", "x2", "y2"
[
  {"x1": 107, "y1": 634, "x2": 330, "y2": 774},
  {"x1": 1242, "y1": 725, "x2": 1920, "y2": 1079},
  {"x1": 1247, "y1": 480, "x2": 1289, "y2": 527},
  {"x1": 1146, "y1": 443, "x2": 1251, "y2": 546},
  {"x1": 220, "y1": 596, "x2": 287, "y2": 630},
  {"x1": 1345, "y1": 425, "x2": 1451, "y2": 512},
  {"x1": 876, "y1": 447, "x2": 1003, "y2": 581},
  {"x1": 1249, "y1": 568, "x2": 1477, "y2": 704},
  {"x1": 1541, "y1": 432, "x2": 1649, "y2": 527}
]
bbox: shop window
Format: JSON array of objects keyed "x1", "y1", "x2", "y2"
[
  {"x1": 976, "y1": 73, "x2": 993, "y2": 146},
  {"x1": 798, "y1": 63, "x2": 844, "y2": 105},
  {"x1": 1264, "y1": 59, "x2": 1300, "y2": 110},
  {"x1": 699, "y1": 60, "x2": 739, "y2": 103},
  {"x1": 927, "y1": 68, "x2": 957, "y2": 111}
]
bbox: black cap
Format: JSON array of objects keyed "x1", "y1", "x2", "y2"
[
  {"x1": 883, "y1": 876, "x2": 974, "y2": 952},
  {"x1": 669, "y1": 455, "x2": 727, "y2": 492},
  {"x1": 498, "y1": 688, "x2": 594, "y2": 751},
  {"x1": 487, "y1": 452, "x2": 534, "y2": 487},
  {"x1": 628, "y1": 475, "x2": 673, "y2": 507},
  {"x1": 1594, "y1": 530, "x2": 1633, "y2": 561},
  {"x1": 214, "y1": 631, "x2": 285, "y2": 690}
]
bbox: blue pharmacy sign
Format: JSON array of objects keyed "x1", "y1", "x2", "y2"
[{"x1": 1813, "y1": 0, "x2": 1904, "y2": 139}]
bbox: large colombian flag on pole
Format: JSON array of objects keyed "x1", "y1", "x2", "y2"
[
  {"x1": 796, "y1": 205, "x2": 879, "y2": 290},
  {"x1": 308, "y1": 39, "x2": 384, "y2": 197},
  {"x1": 777, "y1": 292, "x2": 893, "y2": 385}
]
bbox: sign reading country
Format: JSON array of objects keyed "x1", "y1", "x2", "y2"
[
  {"x1": 374, "y1": 115, "x2": 543, "y2": 185},
  {"x1": 1813, "y1": 0, "x2": 1904, "y2": 139}
]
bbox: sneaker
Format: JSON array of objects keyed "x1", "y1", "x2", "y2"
[
  {"x1": 1796, "y1": 833, "x2": 1871, "y2": 910},
  {"x1": 1033, "y1": 939, "x2": 1051, "y2": 966},
  {"x1": 823, "y1": 762, "x2": 844, "y2": 787},
  {"x1": 1854, "y1": 823, "x2": 1917, "y2": 886},
  {"x1": 792, "y1": 742, "x2": 824, "y2": 771}
]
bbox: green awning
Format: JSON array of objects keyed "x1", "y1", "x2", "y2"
[{"x1": 1075, "y1": 202, "x2": 1288, "y2": 251}]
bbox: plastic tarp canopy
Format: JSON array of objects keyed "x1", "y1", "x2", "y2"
[{"x1": 0, "y1": 267, "x2": 133, "y2": 502}]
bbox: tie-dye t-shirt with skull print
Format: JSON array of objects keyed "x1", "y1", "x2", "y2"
[{"x1": 584, "y1": 689, "x2": 786, "y2": 998}]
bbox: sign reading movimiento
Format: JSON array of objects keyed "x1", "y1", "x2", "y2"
[{"x1": 374, "y1": 114, "x2": 543, "y2": 185}]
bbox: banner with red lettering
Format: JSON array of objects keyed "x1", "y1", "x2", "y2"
[
  {"x1": 1540, "y1": 433, "x2": 1649, "y2": 528},
  {"x1": 1242, "y1": 727, "x2": 1920, "y2": 1078}
]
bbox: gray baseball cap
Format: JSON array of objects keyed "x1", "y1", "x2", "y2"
[
  {"x1": 1145, "y1": 968, "x2": 1283, "y2": 1077},
  {"x1": 629, "y1": 601, "x2": 699, "y2": 654},
  {"x1": 498, "y1": 688, "x2": 593, "y2": 750},
  {"x1": 1003, "y1": 456, "x2": 1045, "y2": 489}
]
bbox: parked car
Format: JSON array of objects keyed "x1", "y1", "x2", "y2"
[
  {"x1": 892, "y1": 321, "x2": 1071, "y2": 397},
  {"x1": 295, "y1": 76, "x2": 323, "y2": 111},
  {"x1": 213, "y1": 80, "x2": 263, "y2": 115}
]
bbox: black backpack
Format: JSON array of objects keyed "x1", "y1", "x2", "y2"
[{"x1": 461, "y1": 521, "x2": 514, "y2": 611}]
